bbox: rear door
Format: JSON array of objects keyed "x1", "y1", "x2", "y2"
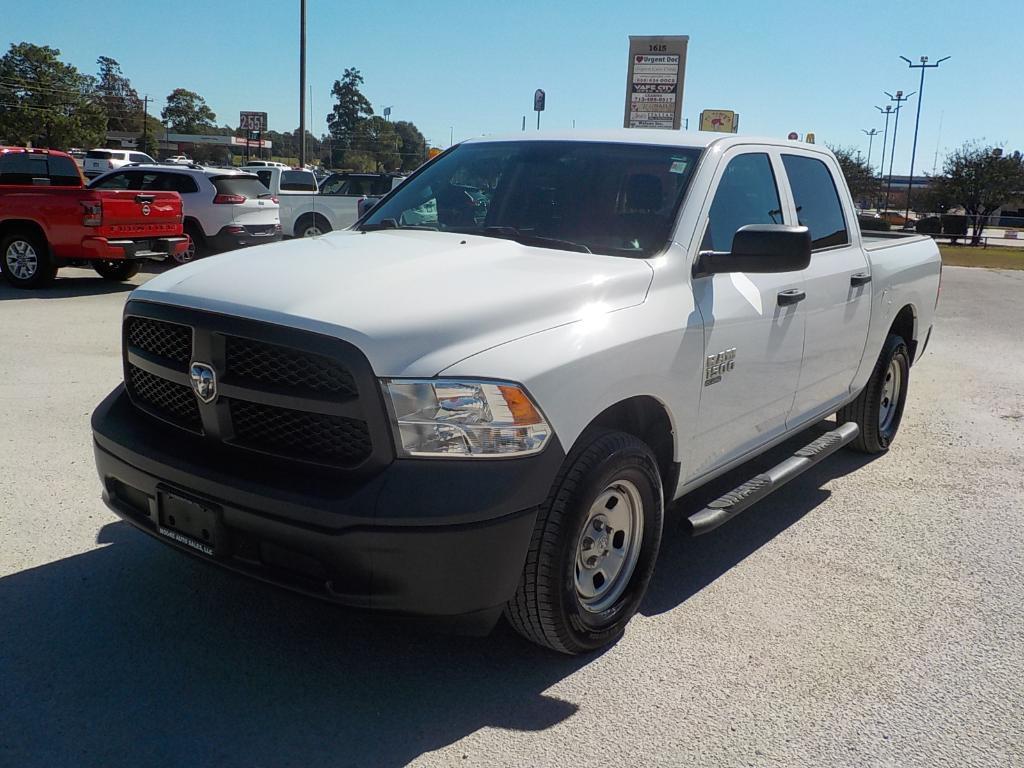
[
  {"x1": 780, "y1": 152, "x2": 872, "y2": 421},
  {"x1": 688, "y1": 148, "x2": 807, "y2": 477}
]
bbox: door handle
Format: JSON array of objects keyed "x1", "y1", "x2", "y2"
[
  {"x1": 777, "y1": 289, "x2": 806, "y2": 306},
  {"x1": 850, "y1": 272, "x2": 872, "y2": 287}
]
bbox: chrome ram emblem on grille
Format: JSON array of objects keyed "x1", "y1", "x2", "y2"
[{"x1": 189, "y1": 362, "x2": 217, "y2": 403}]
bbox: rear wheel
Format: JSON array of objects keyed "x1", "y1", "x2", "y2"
[
  {"x1": 1, "y1": 231, "x2": 56, "y2": 288},
  {"x1": 93, "y1": 260, "x2": 140, "y2": 281},
  {"x1": 296, "y1": 214, "x2": 331, "y2": 238},
  {"x1": 504, "y1": 431, "x2": 664, "y2": 654},
  {"x1": 175, "y1": 223, "x2": 206, "y2": 264},
  {"x1": 839, "y1": 333, "x2": 910, "y2": 453}
]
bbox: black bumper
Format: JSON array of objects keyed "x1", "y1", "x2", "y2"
[
  {"x1": 92, "y1": 386, "x2": 564, "y2": 630},
  {"x1": 207, "y1": 226, "x2": 282, "y2": 252}
]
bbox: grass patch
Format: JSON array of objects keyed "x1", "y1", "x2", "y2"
[{"x1": 939, "y1": 245, "x2": 1024, "y2": 270}]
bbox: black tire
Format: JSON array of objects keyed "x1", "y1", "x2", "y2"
[
  {"x1": 839, "y1": 333, "x2": 910, "y2": 454},
  {"x1": 505, "y1": 431, "x2": 664, "y2": 654},
  {"x1": 295, "y1": 214, "x2": 331, "y2": 238},
  {"x1": 0, "y1": 230, "x2": 57, "y2": 288},
  {"x1": 93, "y1": 260, "x2": 140, "y2": 281},
  {"x1": 175, "y1": 223, "x2": 206, "y2": 264}
]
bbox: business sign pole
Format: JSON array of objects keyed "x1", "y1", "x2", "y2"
[
  {"x1": 534, "y1": 89, "x2": 545, "y2": 130},
  {"x1": 624, "y1": 35, "x2": 688, "y2": 130},
  {"x1": 240, "y1": 111, "x2": 268, "y2": 164}
]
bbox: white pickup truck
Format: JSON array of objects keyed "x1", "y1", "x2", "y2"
[
  {"x1": 93, "y1": 131, "x2": 941, "y2": 653},
  {"x1": 243, "y1": 166, "x2": 403, "y2": 238}
]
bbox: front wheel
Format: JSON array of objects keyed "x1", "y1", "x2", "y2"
[
  {"x1": 93, "y1": 260, "x2": 140, "y2": 281},
  {"x1": 505, "y1": 431, "x2": 664, "y2": 654},
  {"x1": 839, "y1": 333, "x2": 910, "y2": 453}
]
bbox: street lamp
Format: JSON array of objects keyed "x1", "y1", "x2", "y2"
[
  {"x1": 875, "y1": 105, "x2": 895, "y2": 183},
  {"x1": 862, "y1": 128, "x2": 880, "y2": 174},
  {"x1": 900, "y1": 55, "x2": 950, "y2": 221},
  {"x1": 882, "y1": 89, "x2": 914, "y2": 215}
]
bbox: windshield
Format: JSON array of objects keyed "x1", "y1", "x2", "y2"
[{"x1": 360, "y1": 141, "x2": 701, "y2": 257}]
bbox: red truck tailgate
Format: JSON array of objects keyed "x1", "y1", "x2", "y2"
[{"x1": 94, "y1": 190, "x2": 183, "y2": 238}]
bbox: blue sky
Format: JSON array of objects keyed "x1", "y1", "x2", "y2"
[{"x1": 2, "y1": 0, "x2": 1020, "y2": 174}]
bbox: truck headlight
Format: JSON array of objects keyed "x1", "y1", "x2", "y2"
[{"x1": 382, "y1": 379, "x2": 551, "y2": 458}]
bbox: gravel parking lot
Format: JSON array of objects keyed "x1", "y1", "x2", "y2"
[{"x1": 1, "y1": 264, "x2": 1021, "y2": 767}]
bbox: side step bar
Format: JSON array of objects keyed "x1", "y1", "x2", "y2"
[{"x1": 688, "y1": 421, "x2": 860, "y2": 536}]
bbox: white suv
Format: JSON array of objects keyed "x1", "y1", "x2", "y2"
[
  {"x1": 83, "y1": 149, "x2": 155, "y2": 178},
  {"x1": 90, "y1": 165, "x2": 281, "y2": 262}
]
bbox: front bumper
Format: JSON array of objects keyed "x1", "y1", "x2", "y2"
[
  {"x1": 207, "y1": 225, "x2": 283, "y2": 253},
  {"x1": 80, "y1": 235, "x2": 189, "y2": 261},
  {"x1": 92, "y1": 386, "x2": 564, "y2": 630}
]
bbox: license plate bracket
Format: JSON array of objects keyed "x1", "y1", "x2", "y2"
[{"x1": 157, "y1": 489, "x2": 225, "y2": 558}]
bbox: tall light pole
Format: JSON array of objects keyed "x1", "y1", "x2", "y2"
[
  {"x1": 882, "y1": 89, "x2": 914, "y2": 215},
  {"x1": 298, "y1": 0, "x2": 307, "y2": 168},
  {"x1": 900, "y1": 55, "x2": 950, "y2": 220},
  {"x1": 862, "y1": 128, "x2": 880, "y2": 174}
]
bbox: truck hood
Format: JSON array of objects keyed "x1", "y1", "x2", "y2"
[{"x1": 132, "y1": 229, "x2": 654, "y2": 376}]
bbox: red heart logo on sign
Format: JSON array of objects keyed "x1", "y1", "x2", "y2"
[{"x1": 636, "y1": 55, "x2": 643, "y2": 63}]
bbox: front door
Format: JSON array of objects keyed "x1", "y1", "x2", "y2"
[{"x1": 688, "y1": 149, "x2": 807, "y2": 479}]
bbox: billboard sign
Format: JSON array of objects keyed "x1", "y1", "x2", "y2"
[
  {"x1": 698, "y1": 109, "x2": 739, "y2": 133},
  {"x1": 624, "y1": 36, "x2": 688, "y2": 130},
  {"x1": 239, "y1": 111, "x2": 268, "y2": 132}
]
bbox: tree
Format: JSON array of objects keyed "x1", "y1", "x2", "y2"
[
  {"x1": 325, "y1": 68, "x2": 373, "y2": 147},
  {"x1": 936, "y1": 141, "x2": 1024, "y2": 244},
  {"x1": 0, "y1": 42, "x2": 106, "y2": 149},
  {"x1": 95, "y1": 56, "x2": 143, "y2": 133},
  {"x1": 349, "y1": 116, "x2": 401, "y2": 171},
  {"x1": 161, "y1": 88, "x2": 216, "y2": 133},
  {"x1": 393, "y1": 120, "x2": 427, "y2": 171},
  {"x1": 828, "y1": 145, "x2": 882, "y2": 208}
]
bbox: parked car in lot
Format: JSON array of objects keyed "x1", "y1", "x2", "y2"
[
  {"x1": 91, "y1": 165, "x2": 281, "y2": 262},
  {"x1": 83, "y1": 148, "x2": 155, "y2": 178},
  {"x1": 163, "y1": 155, "x2": 193, "y2": 166},
  {"x1": 243, "y1": 165, "x2": 403, "y2": 237},
  {"x1": 0, "y1": 146, "x2": 187, "y2": 287},
  {"x1": 92, "y1": 131, "x2": 941, "y2": 652},
  {"x1": 244, "y1": 160, "x2": 289, "y2": 168}
]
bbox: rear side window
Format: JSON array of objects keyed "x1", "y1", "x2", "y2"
[
  {"x1": 137, "y1": 173, "x2": 199, "y2": 194},
  {"x1": 702, "y1": 153, "x2": 783, "y2": 252},
  {"x1": 86, "y1": 150, "x2": 112, "y2": 160},
  {"x1": 129, "y1": 153, "x2": 154, "y2": 164},
  {"x1": 781, "y1": 155, "x2": 849, "y2": 249},
  {"x1": 91, "y1": 172, "x2": 135, "y2": 190},
  {"x1": 213, "y1": 176, "x2": 272, "y2": 199},
  {"x1": 281, "y1": 170, "x2": 317, "y2": 192},
  {"x1": 371, "y1": 176, "x2": 393, "y2": 195}
]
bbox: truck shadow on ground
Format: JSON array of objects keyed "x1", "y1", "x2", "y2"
[
  {"x1": 0, "y1": 421, "x2": 877, "y2": 768},
  {"x1": 0, "y1": 275, "x2": 138, "y2": 300}
]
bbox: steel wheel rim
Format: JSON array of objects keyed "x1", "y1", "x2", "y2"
[
  {"x1": 879, "y1": 358, "x2": 902, "y2": 433},
  {"x1": 5, "y1": 240, "x2": 38, "y2": 280},
  {"x1": 574, "y1": 478, "x2": 644, "y2": 614},
  {"x1": 303, "y1": 225, "x2": 323, "y2": 237}
]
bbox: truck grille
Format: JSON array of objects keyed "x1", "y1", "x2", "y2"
[
  {"x1": 228, "y1": 399, "x2": 372, "y2": 465},
  {"x1": 225, "y1": 336, "x2": 358, "y2": 396},
  {"x1": 121, "y1": 303, "x2": 391, "y2": 471},
  {"x1": 127, "y1": 365, "x2": 202, "y2": 431},
  {"x1": 126, "y1": 317, "x2": 192, "y2": 364}
]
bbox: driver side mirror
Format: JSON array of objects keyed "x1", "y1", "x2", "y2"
[{"x1": 694, "y1": 224, "x2": 811, "y2": 277}]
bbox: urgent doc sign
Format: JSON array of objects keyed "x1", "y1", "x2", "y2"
[{"x1": 623, "y1": 35, "x2": 689, "y2": 130}]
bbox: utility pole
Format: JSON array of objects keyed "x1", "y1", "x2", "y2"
[
  {"x1": 861, "y1": 128, "x2": 880, "y2": 174},
  {"x1": 142, "y1": 95, "x2": 150, "y2": 153},
  {"x1": 882, "y1": 89, "x2": 914, "y2": 215},
  {"x1": 298, "y1": 0, "x2": 307, "y2": 168},
  {"x1": 900, "y1": 55, "x2": 950, "y2": 221}
]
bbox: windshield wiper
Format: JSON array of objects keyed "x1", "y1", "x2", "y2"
[
  {"x1": 478, "y1": 226, "x2": 592, "y2": 253},
  {"x1": 361, "y1": 219, "x2": 439, "y2": 232}
]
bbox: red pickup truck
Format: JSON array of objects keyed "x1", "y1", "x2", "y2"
[{"x1": 0, "y1": 146, "x2": 188, "y2": 288}]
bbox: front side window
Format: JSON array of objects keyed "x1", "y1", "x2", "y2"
[
  {"x1": 781, "y1": 155, "x2": 849, "y2": 249},
  {"x1": 702, "y1": 153, "x2": 783, "y2": 252},
  {"x1": 129, "y1": 153, "x2": 154, "y2": 164},
  {"x1": 91, "y1": 171, "x2": 136, "y2": 190},
  {"x1": 361, "y1": 141, "x2": 701, "y2": 257}
]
